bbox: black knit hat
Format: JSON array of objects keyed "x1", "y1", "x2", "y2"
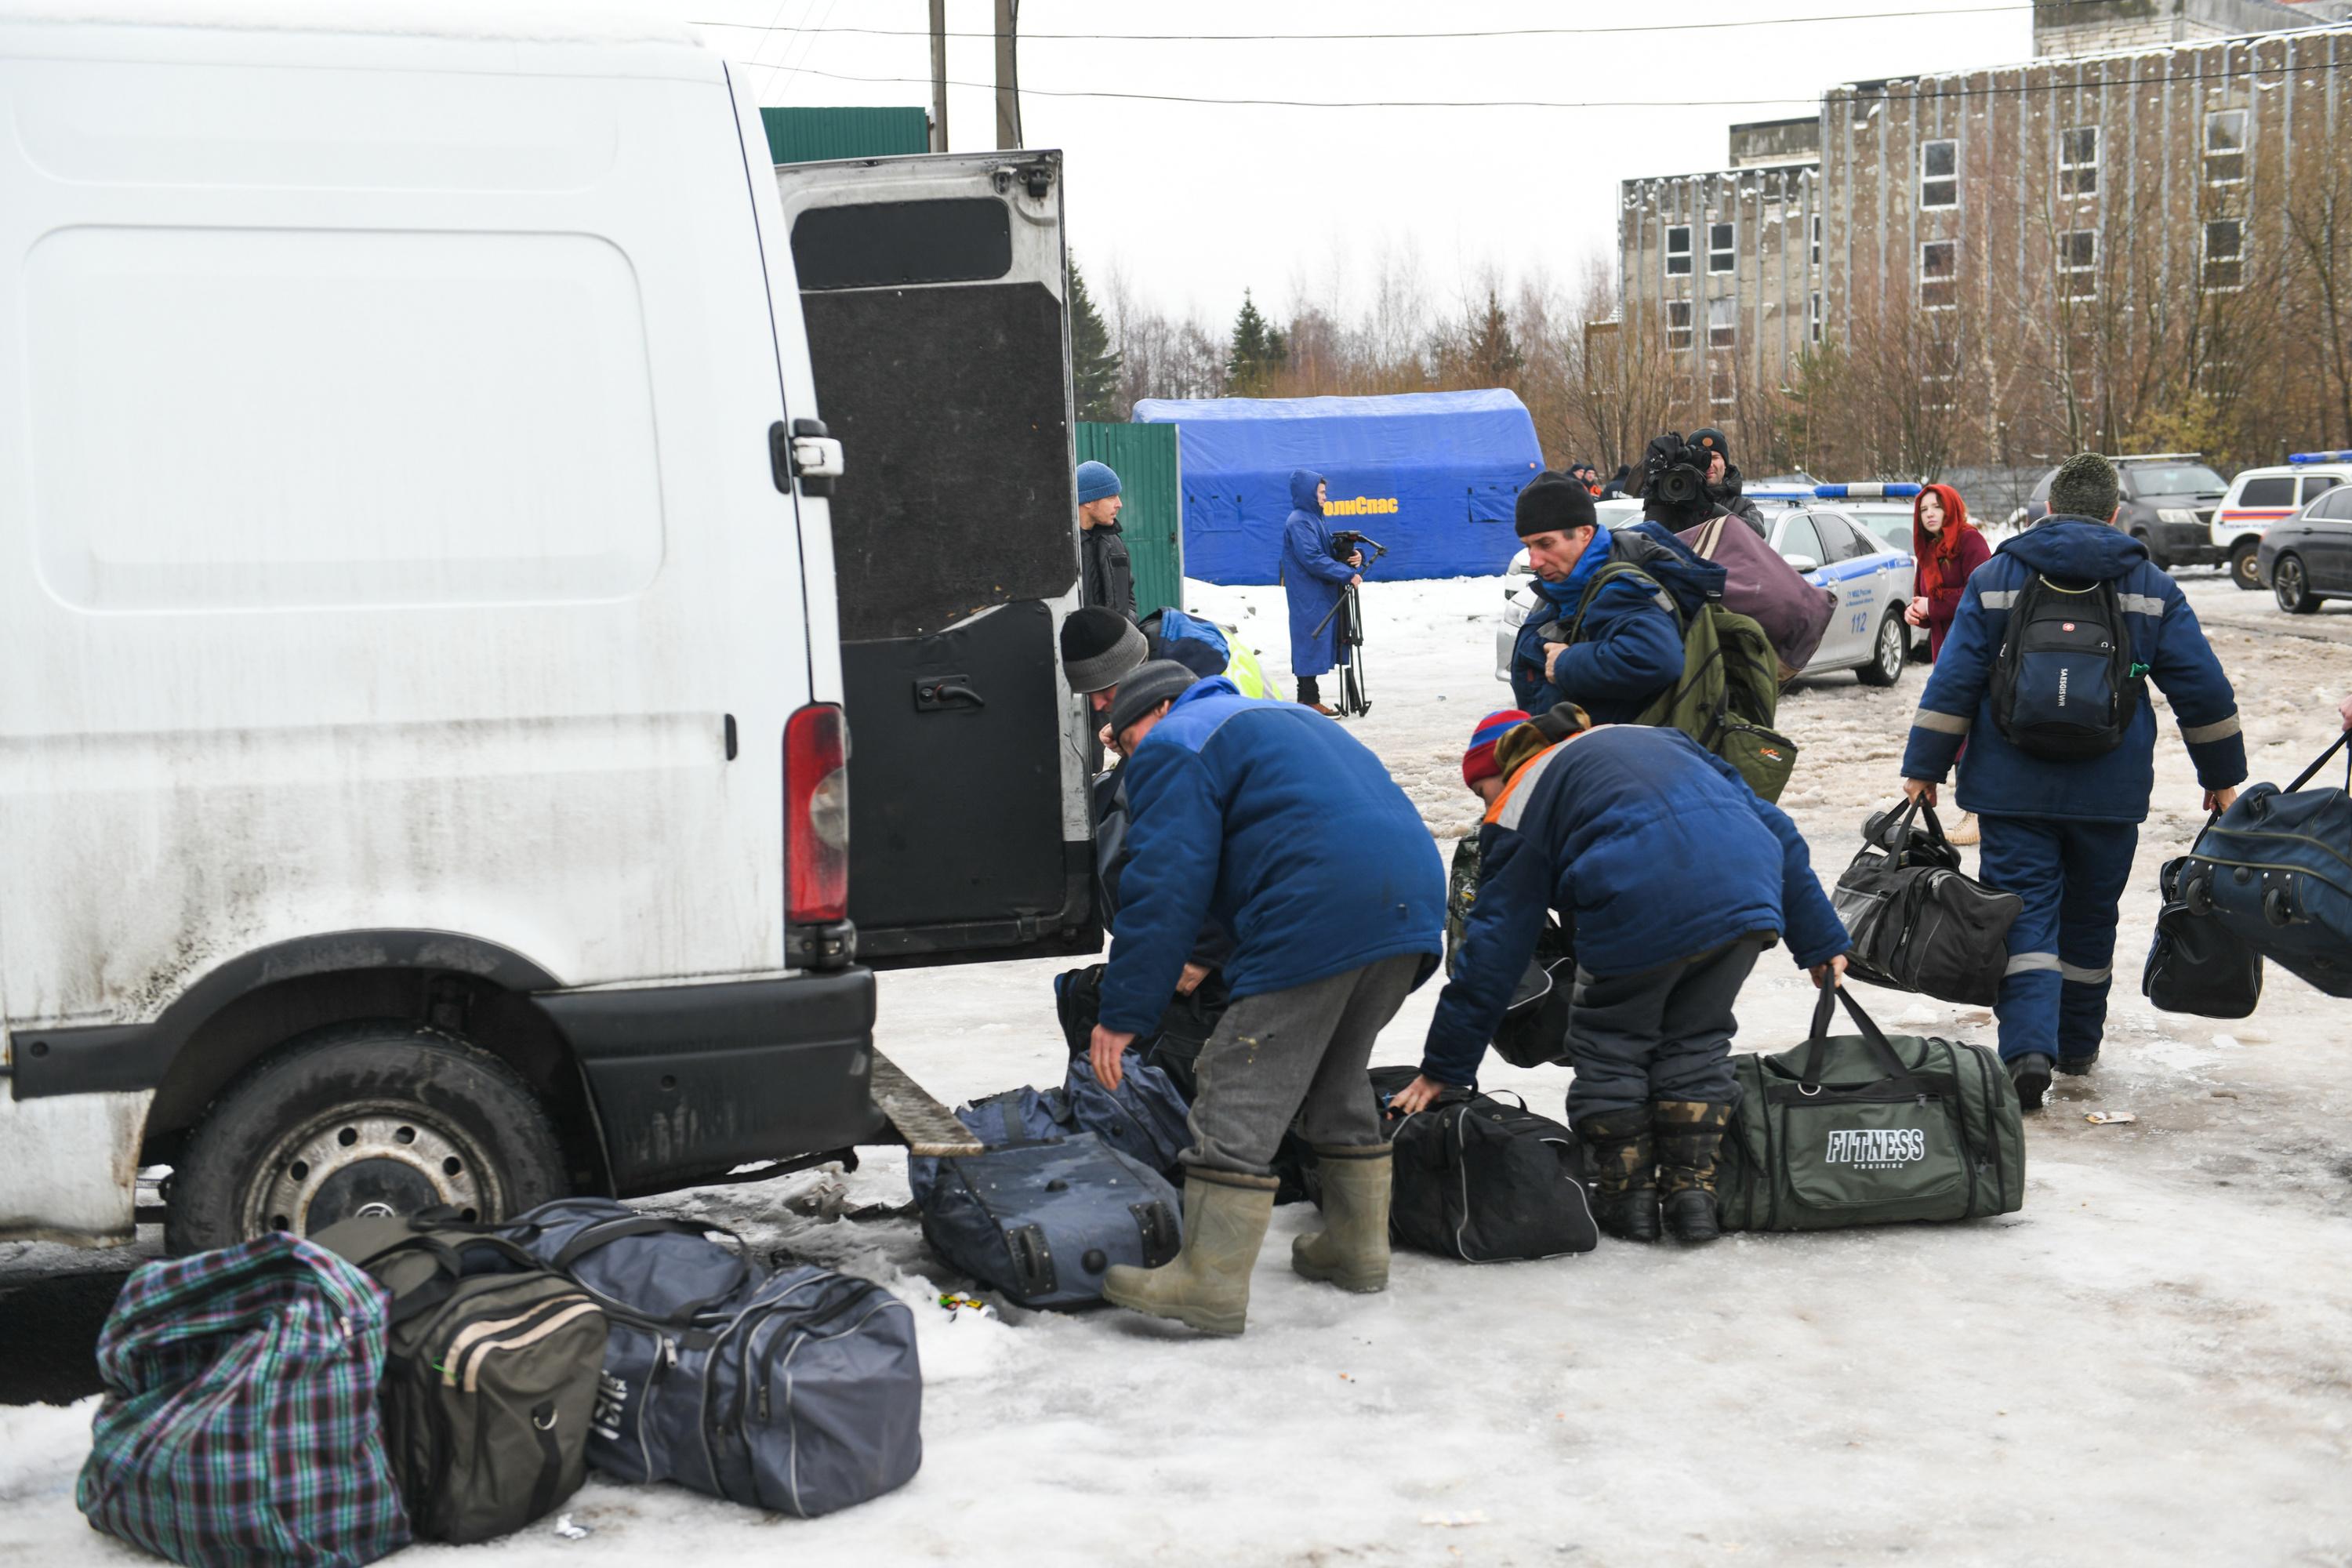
[
  {"x1": 1690, "y1": 426, "x2": 1730, "y2": 462},
  {"x1": 1514, "y1": 470, "x2": 1599, "y2": 538},
  {"x1": 1106, "y1": 659, "x2": 1197, "y2": 742},
  {"x1": 1060, "y1": 606, "x2": 1149, "y2": 694}
]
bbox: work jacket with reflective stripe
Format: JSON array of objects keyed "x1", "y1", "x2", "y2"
[{"x1": 1900, "y1": 517, "x2": 2246, "y2": 823}]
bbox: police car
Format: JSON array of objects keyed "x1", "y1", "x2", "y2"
[
  {"x1": 2209, "y1": 451, "x2": 2352, "y2": 591},
  {"x1": 1494, "y1": 488, "x2": 1915, "y2": 686}
]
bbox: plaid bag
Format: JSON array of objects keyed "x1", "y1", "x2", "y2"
[{"x1": 78, "y1": 1234, "x2": 412, "y2": 1568}]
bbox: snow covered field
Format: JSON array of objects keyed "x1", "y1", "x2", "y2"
[{"x1": 5, "y1": 570, "x2": 2350, "y2": 1568}]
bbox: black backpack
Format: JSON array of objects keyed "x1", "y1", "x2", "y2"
[{"x1": 1989, "y1": 574, "x2": 2143, "y2": 760}]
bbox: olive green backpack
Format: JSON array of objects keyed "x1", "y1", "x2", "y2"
[{"x1": 1567, "y1": 561, "x2": 1798, "y2": 802}]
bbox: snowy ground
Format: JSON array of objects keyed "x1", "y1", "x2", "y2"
[{"x1": 5, "y1": 568, "x2": 2350, "y2": 1568}]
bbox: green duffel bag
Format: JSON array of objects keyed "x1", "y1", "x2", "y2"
[{"x1": 1717, "y1": 987, "x2": 2025, "y2": 1231}]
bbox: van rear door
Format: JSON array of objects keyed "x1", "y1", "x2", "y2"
[{"x1": 771, "y1": 152, "x2": 1094, "y2": 967}]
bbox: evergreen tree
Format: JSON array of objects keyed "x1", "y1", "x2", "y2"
[
  {"x1": 1465, "y1": 289, "x2": 1525, "y2": 383},
  {"x1": 1068, "y1": 256, "x2": 1123, "y2": 420},
  {"x1": 1225, "y1": 289, "x2": 1289, "y2": 395}
]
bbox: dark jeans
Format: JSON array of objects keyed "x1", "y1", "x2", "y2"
[
  {"x1": 1564, "y1": 938, "x2": 1767, "y2": 1123},
  {"x1": 1297, "y1": 675, "x2": 1321, "y2": 706},
  {"x1": 1184, "y1": 953, "x2": 1425, "y2": 1178}
]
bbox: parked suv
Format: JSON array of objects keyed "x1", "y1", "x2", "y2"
[
  {"x1": 2212, "y1": 456, "x2": 2352, "y2": 590},
  {"x1": 2021, "y1": 454, "x2": 2228, "y2": 570}
]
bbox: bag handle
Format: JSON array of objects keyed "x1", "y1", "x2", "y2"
[
  {"x1": 2284, "y1": 730, "x2": 2352, "y2": 795},
  {"x1": 547, "y1": 1214, "x2": 753, "y2": 1328},
  {"x1": 1798, "y1": 986, "x2": 1925, "y2": 1092}
]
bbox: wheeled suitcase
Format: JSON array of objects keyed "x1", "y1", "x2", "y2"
[
  {"x1": 912, "y1": 1134, "x2": 1182, "y2": 1308},
  {"x1": 2174, "y1": 733, "x2": 2352, "y2": 997}
]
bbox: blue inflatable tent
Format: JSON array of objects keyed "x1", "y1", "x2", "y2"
[{"x1": 1131, "y1": 389, "x2": 1545, "y2": 585}]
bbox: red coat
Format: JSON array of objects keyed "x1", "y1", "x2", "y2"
[{"x1": 1911, "y1": 484, "x2": 1989, "y2": 661}]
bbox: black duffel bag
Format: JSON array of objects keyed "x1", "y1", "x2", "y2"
[
  {"x1": 1366, "y1": 1066, "x2": 1596, "y2": 1262},
  {"x1": 1489, "y1": 955, "x2": 1575, "y2": 1069},
  {"x1": 2143, "y1": 820, "x2": 2264, "y2": 1018},
  {"x1": 1834, "y1": 800, "x2": 2021, "y2": 1006}
]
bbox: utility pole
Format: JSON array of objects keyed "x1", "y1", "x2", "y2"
[
  {"x1": 993, "y1": 0, "x2": 1021, "y2": 150},
  {"x1": 927, "y1": 0, "x2": 949, "y2": 153}
]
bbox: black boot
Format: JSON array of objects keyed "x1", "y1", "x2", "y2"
[
  {"x1": 1576, "y1": 1109, "x2": 1657, "y2": 1243},
  {"x1": 2009, "y1": 1053, "x2": 2054, "y2": 1112},
  {"x1": 1653, "y1": 1100, "x2": 1733, "y2": 1244}
]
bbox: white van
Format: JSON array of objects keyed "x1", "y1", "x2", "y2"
[
  {"x1": 2210, "y1": 457, "x2": 2352, "y2": 590},
  {"x1": 0, "y1": 3, "x2": 1091, "y2": 1253}
]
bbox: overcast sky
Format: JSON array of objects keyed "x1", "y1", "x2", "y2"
[{"x1": 662, "y1": 1, "x2": 2040, "y2": 327}]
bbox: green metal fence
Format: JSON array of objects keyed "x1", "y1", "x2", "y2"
[
  {"x1": 1075, "y1": 422, "x2": 1184, "y2": 616},
  {"x1": 759, "y1": 107, "x2": 930, "y2": 165}
]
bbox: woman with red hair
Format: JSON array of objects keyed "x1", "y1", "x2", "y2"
[{"x1": 1904, "y1": 481, "x2": 1991, "y2": 842}]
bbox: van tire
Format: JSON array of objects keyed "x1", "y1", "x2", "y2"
[
  {"x1": 2229, "y1": 541, "x2": 2263, "y2": 590},
  {"x1": 165, "y1": 1022, "x2": 566, "y2": 1255}
]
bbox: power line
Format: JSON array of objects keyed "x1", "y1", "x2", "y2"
[
  {"x1": 688, "y1": 3, "x2": 2038, "y2": 42},
  {"x1": 758, "y1": 55, "x2": 2352, "y2": 113}
]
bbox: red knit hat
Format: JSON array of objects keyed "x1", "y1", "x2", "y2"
[{"x1": 1463, "y1": 709, "x2": 1532, "y2": 787}]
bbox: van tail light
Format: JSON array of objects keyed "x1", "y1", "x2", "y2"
[{"x1": 785, "y1": 703, "x2": 849, "y2": 925}]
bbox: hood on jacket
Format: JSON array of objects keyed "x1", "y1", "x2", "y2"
[
  {"x1": 1998, "y1": 516, "x2": 2149, "y2": 583},
  {"x1": 1911, "y1": 482, "x2": 1971, "y2": 560},
  {"x1": 1289, "y1": 469, "x2": 1325, "y2": 515}
]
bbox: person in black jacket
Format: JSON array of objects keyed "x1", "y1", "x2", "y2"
[
  {"x1": 1076, "y1": 459, "x2": 1136, "y2": 620},
  {"x1": 1689, "y1": 426, "x2": 1767, "y2": 537}
]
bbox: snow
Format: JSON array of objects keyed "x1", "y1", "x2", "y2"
[{"x1": 5, "y1": 571, "x2": 2352, "y2": 1566}]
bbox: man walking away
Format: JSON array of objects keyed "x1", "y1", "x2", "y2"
[
  {"x1": 1076, "y1": 459, "x2": 1137, "y2": 619},
  {"x1": 1277, "y1": 469, "x2": 1361, "y2": 715},
  {"x1": 1394, "y1": 712, "x2": 1849, "y2": 1243},
  {"x1": 1900, "y1": 452, "x2": 2245, "y2": 1110},
  {"x1": 1508, "y1": 470, "x2": 1721, "y2": 722},
  {"x1": 1086, "y1": 662, "x2": 1444, "y2": 1335},
  {"x1": 1690, "y1": 426, "x2": 1767, "y2": 538}
]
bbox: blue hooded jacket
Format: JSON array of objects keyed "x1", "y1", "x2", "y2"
[
  {"x1": 1508, "y1": 521, "x2": 1722, "y2": 721},
  {"x1": 1279, "y1": 469, "x2": 1357, "y2": 678},
  {"x1": 1900, "y1": 518, "x2": 2245, "y2": 822},
  {"x1": 1096, "y1": 677, "x2": 1445, "y2": 1034},
  {"x1": 1420, "y1": 724, "x2": 1849, "y2": 1087}
]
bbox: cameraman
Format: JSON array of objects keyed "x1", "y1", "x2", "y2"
[
  {"x1": 1278, "y1": 468, "x2": 1361, "y2": 716},
  {"x1": 1508, "y1": 461, "x2": 1722, "y2": 721},
  {"x1": 1690, "y1": 426, "x2": 1767, "y2": 537}
]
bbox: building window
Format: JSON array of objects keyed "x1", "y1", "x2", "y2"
[
  {"x1": 1920, "y1": 139, "x2": 1958, "y2": 209},
  {"x1": 1920, "y1": 239, "x2": 1958, "y2": 310},
  {"x1": 1708, "y1": 296, "x2": 1737, "y2": 349},
  {"x1": 1667, "y1": 299, "x2": 1693, "y2": 350},
  {"x1": 2203, "y1": 219, "x2": 2244, "y2": 291},
  {"x1": 2205, "y1": 108, "x2": 2248, "y2": 184},
  {"x1": 2059, "y1": 229, "x2": 2098, "y2": 299},
  {"x1": 1708, "y1": 222, "x2": 1736, "y2": 274},
  {"x1": 2059, "y1": 125, "x2": 2099, "y2": 196},
  {"x1": 1809, "y1": 214, "x2": 1822, "y2": 267},
  {"x1": 1710, "y1": 364, "x2": 1736, "y2": 406},
  {"x1": 1665, "y1": 225, "x2": 1693, "y2": 277},
  {"x1": 1923, "y1": 337, "x2": 1962, "y2": 407},
  {"x1": 1808, "y1": 290, "x2": 1824, "y2": 344}
]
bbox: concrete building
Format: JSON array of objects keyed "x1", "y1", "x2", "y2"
[{"x1": 2034, "y1": 0, "x2": 2352, "y2": 60}]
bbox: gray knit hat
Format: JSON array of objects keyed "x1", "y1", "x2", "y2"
[
  {"x1": 1061, "y1": 606, "x2": 1149, "y2": 695},
  {"x1": 1106, "y1": 659, "x2": 1197, "y2": 742},
  {"x1": 2048, "y1": 452, "x2": 2122, "y2": 523}
]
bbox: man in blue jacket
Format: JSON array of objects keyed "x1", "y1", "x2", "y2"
[
  {"x1": 1086, "y1": 662, "x2": 1444, "y2": 1335},
  {"x1": 1278, "y1": 469, "x2": 1361, "y2": 715},
  {"x1": 1508, "y1": 469, "x2": 1722, "y2": 721},
  {"x1": 1900, "y1": 452, "x2": 2245, "y2": 1110},
  {"x1": 1394, "y1": 710, "x2": 1851, "y2": 1244}
]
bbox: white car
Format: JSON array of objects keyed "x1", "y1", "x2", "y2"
[
  {"x1": 1495, "y1": 500, "x2": 1913, "y2": 687},
  {"x1": 2209, "y1": 454, "x2": 2352, "y2": 591}
]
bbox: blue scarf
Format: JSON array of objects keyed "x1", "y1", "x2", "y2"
[{"x1": 1530, "y1": 523, "x2": 1613, "y2": 617}]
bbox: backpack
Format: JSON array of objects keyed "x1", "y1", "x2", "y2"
[
  {"x1": 314, "y1": 1215, "x2": 607, "y2": 1544},
  {"x1": 1989, "y1": 573, "x2": 2143, "y2": 760},
  {"x1": 78, "y1": 1234, "x2": 412, "y2": 1568},
  {"x1": 1568, "y1": 562, "x2": 1798, "y2": 802}
]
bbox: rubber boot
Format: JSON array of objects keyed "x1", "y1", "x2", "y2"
[
  {"x1": 1291, "y1": 1145, "x2": 1392, "y2": 1293},
  {"x1": 1102, "y1": 1169, "x2": 1276, "y2": 1337},
  {"x1": 1653, "y1": 1100, "x2": 1733, "y2": 1244},
  {"x1": 1576, "y1": 1108, "x2": 1658, "y2": 1243}
]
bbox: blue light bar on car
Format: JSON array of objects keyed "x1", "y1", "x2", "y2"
[
  {"x1": 2288, "y1": 451, "x2": 2352, "y2": 464},
  {"x1": 1743, "y1": 489, "x2": 1811, "y2": 503},
  {"x1": 1814, "y1": 483, "x2": 1922, "y2": 499}
]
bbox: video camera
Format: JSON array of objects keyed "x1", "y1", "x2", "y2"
[
  {"x1": 1329, "y1": 529, "x2": 1388, "y2": 567},
  {"x1": 1641, "y1": 433, "x2": 1710, "y2": 512}
]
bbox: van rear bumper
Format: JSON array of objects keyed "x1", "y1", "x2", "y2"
[{"x1": 533, "y1": 968, "x2": 887, "y2": 1198}]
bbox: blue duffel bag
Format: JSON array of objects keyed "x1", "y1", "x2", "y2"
[
  {"x1": 1062, "y1": 1054, "x2": 1192, "y2": 1174},
  {"x1": 911, "y1": 1134, "x2": 1181, "y2": 1309},
  {"x1": 2176, "y1": 733, "x2": 2352, "y2": 998},
  {"x1": 491, "y1": 1198, "x2": 922, "y2": 1518}
]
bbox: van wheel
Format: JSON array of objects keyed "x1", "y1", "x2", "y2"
[
  {"x1": 1856, "y1": 609, "x2": 1907, "y2": 687},
  {"x1": 165, "y1": 1022, "x2": 565, "y2": 1254},
  {"x1": 2229, "y1": 542, "x2": 2264, "y2": 590},
  {"x1": 2273, "y1": 554, "x2": 2319, "y2": 615}
]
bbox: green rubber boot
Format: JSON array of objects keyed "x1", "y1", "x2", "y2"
[
  {"x1": 1291, "y1": 1145, "x2": 1392, "y2": 1293},
  {"x1": 1102, "y1": 1169, "x2": 1277, "y2": 1337}
]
